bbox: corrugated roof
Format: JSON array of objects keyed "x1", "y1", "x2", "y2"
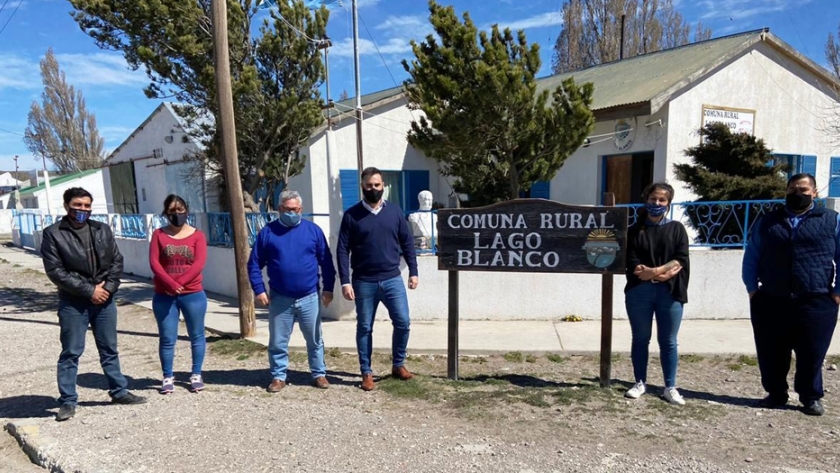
[
  {"x1": 536, "y1": 30, "x2": 771, "y2": 113},
  {"x1": 326, "y1": 85, "x2": 405, "y2": 119},
  {"x1": 17, "y1": 169, "x2": 100, "y2": 196}
]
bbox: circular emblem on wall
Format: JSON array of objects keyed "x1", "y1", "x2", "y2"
[
  {"x1": 583, "y1": 229, "x2": 620, "y2": 269},
  {"x1": 614, "y1": 117, "x2": 636, "y2": 151}
]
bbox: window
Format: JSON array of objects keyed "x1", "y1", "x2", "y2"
[
  {"x1": 767, "y1": 154, "x2": 816, "y2": 180},
  {"x1": 340, "y1": 169, "x2": 430, "y2": 212},
  {"x1": 829, "y1": 157, "x2": 840, "y2": 198}
]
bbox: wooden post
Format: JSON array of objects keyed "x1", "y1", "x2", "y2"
[
  {"x1": 447, "y1": 270, "x2": 459, "y2": 380},
  {"x1": 599, "y1": 192, "x2": 616, "y2": 388},
  {"x1": 211, "y1": 0, "x2": 256, "y2": 338}
]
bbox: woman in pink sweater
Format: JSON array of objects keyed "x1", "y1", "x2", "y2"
[{"x1": 149, "y1": 194, "x2": 208, "y2": 394}]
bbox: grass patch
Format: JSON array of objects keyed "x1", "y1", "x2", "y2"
[
  {"x1": 737, "y1": 355, "x2": 758, "y2": 366},
  {"x1": 236, "y1": 355, "x2": 249, "y2": 361},
  {"x1": 503, "y1": 351, "x2": 524, "y2": 363},
  {"x1": 407, "y1": 355, "x2": 425, "y2": 363},
  {"x1": 525, "y1": 354, "x2": 538, "y2": 363},
  {"x1": 728, "y1": 364, "x2": 743, "y2": 371},
  {"x1": 378, "y1": 378, "x2": 432, "y2": 400},
  {"x1": 12, "y1": 264, "x2": 21, "y2": 268},
  {"x1": 208, "y1": 338, "x2": 266, "y2": 358},
  {"x1": 680, "y1": 354, "x2": 704, "y2": 363},
  {"x1": 469, "y1": 357, "x2": 487, "y2": 364},
  {"x1": 546, "y1": 353, "x2": 565, "y2": 363},
  {"x1": 326, "y1": 347, "x2": 342, "y2": 358},
  {"x1": 827, "y1": 355, "x2": 840, "y2": 365}
]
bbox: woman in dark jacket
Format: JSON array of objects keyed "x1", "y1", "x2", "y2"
[{"x1": 623, "y1": 182, "x2": 690, "y2": 405}]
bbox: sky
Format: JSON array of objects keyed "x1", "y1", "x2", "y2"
[{"x1": 0, "y1": 0, "x2": 838, "y2": 174}]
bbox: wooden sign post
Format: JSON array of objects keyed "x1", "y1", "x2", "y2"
[{"x1": 437, "y1": 198, "x2": 627, "y2": 382}]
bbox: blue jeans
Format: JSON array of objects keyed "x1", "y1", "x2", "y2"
[
  {"x1": 153, "y1": 291, "x2": 208, "y2": 378},
  {"x1": 353, "y1": 276, "x2": 411, "y2": 374},
  {"x1": 268, "y1": 291, "x2": 326, "y2": 381},
  {"x1": 625, "y1": 282, "x2": 684, "y2": 387},
  {"x1": 57, "y1": 297, "x2": 128, "y2": 405}
]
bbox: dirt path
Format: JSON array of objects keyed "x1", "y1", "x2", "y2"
[{"x1": 0, "y1": 255, "x2": 837, "y2": 473}]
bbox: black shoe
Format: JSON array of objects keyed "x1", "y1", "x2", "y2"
[
  {"x1": 757, "y1": 393, "x2": 788, "y2": 409},
  {"x1": 55, "y1": 404, "x2": 75, "y2": 422},
  {"x1": 802, "y1": 400, "x2": 825, "y2": 416},
  {"x1": 112, "y1": 392, "x2": 147, "y2": 405}
]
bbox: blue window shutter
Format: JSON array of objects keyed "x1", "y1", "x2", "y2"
[
  {"x1": 402, "y1": 170, "x2": 430, "y2": 212},
  {"x1": 801, "y1": 155, "x2": 817, "y2": 176},
  {"x1": 530, "y1": 180, "x2": 551, "y2": 200},
  {"x1": 339, "y1": 169, "x2": 359, "y2": 211},
  {"x1": 829, "y1": 157, "x2": 840, "y2": 198}
]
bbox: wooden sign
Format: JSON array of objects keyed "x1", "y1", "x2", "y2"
[{"x1": 437, "y1": 199, "x2": 628, "y2": 274}]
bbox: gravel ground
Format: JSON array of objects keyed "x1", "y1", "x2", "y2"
[{"x1": 1, "y1": 257, "x2": 838, "y2": 473}]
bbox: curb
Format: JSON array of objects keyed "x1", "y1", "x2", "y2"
[{"x1": 4, "y1": 420, "x2": 65, "y2": 473}]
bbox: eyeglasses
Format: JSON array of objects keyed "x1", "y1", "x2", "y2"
[{"x1": 280, "y1": 207, "x2": 301, "y2": 213}]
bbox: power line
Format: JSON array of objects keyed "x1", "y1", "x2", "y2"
[
  {"x1": 0, "y1": 0, "x2": 22, "y2": 39},
  {"x1": 0, "y1": 0, "x2": 11, "y2": 18},
  {"x1": 0, "y1": 126, "x2": 24, "y2": 137}
]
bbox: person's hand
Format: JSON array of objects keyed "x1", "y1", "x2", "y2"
[
  {"x1": 633, "y1": 265, "x2": 657, "y2": 281},
  {"x1": 255, "y1": 293, "x2": 270, "y2": 306},
  {"x1": 653, "y1": 265, "x2": 681, "y2": 282},
  {"x1": 174, "y1": 286, "x2": 184, "y2": 295},
  {"x1": 322, "y1": 291, "x2": 333, "y2": 307},
  {"x1": 342, "y1": 285, "x2": 355, "y2": 301},
  {"x1": 91, "y1": 282, "x2": 110, "y2": 304},
  {"x1": 832, "y1": 293, "x2": 840, "y2": 306},
  {"x1": 748, "y1": 291, "x2": 756, "y2": 300},
  {"x1": 408, "y1": 276, "x2": 419, "y2": 290}
]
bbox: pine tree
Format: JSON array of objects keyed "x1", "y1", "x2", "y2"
[
  {"x1": 403, "y1": 0, "x2": 595, "y2": 205},
  {"x1": 674, "y1": 123, "x2": 787, "y2": 245}
]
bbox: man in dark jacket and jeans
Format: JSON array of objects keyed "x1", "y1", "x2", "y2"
[
  {"x1": 41, "y1": 187, "x2": 146, "y2": 421},
  {"x1": 743, "y1": 173, "x2": 840, "y2": 416}
]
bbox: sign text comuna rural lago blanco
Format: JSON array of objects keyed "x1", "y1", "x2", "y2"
[{"x1": 437, "y1": 200, "x2": 628, "y2": 274}]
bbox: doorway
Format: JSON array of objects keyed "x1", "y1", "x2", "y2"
[{"x1": 602, "y1": 152, "x2": 654, "y2": 204}]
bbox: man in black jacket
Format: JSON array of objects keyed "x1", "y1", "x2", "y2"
[{"x1": 41, "y1": 187, "x2": 146, "y2": 422}]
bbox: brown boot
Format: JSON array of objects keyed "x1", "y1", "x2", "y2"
[
  {"x1": 391, "y1": 365, "x2": 414, "y2": 380},
  {"x1": 312, "y1": 376, "x2": 329, "y2": 389},
  {"x1": 267, "y1": 379, "x2": 286, "y2": 393},
  {"x1": 360, "y1": 373, "x2": 375, "y2": 391}
]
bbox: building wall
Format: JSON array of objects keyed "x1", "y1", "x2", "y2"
[
  {"x1": 549, "y1": 108, "x2": 670, "y2": 205},
  {"x1": 107, "y1": 105, "x2": 207, "y2": 214},
  {"x1": 31, "y1": 171, "x2": 108, "y2": 215},
  {"x1": 294, "y1": 98, "x2": 441, "y2": 244},
  {"x1": 666, "y1": 42, "x2": 840, "y2": 201}
]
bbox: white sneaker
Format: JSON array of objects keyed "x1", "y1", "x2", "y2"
[
  {"x1": 663, "y1": 387, "x2": 685, "y2": 405},
  {"x1": 625, "y1": 381, "x2": 646, "y2": 399}
]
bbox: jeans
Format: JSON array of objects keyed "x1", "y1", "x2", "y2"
[
  {"x1": 750, "y1": 292, "x2": 838, "y2": 402},
  {"x1": 57, "y1": 297, "x2": 128, "y2": 405},
  {"x1": 353, "y1": 276, "x2": 411, "y2": 374},
  {"x1": 625, "y1": 282, "x2": 684, "y2": 387},
  {"x1": 152, "y1": 291, "x2": 208, "y2": 378},
  {"x1": 268, "y1": 291, "x2": 326, "y2": 381}
]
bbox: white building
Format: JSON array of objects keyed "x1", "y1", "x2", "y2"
[
  {"x1": 15, "y1": 169, "x2": 107, "y2": 215},
  {"x1": 104, "y1": 103, "x2": 221, "y2": 215},
  {"x1": 287, "y1": 29, "x2": 840, "y2": 244}
]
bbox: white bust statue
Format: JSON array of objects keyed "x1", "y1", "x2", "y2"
[{"x1": 408, "y1": 190, "x2": 437, "y2": 249}]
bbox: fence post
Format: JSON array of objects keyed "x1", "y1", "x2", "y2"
[{"x1": 742, "y1": 202, "x2": 750, "y2": 245}]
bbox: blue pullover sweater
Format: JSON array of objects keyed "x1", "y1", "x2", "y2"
[
  {"x1": 336, "y1": 200, "x2": 418, "y2": 285},
  {"x1": 247, "y1": 219, "x2": 336, "y2": 299}
]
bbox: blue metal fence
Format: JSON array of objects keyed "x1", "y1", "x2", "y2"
[
  {"x1": 207, "y1": 212, "x2": 327, "y2": 247},
  {"x1": 619, "y1": 199, "x2": 825, "y2": 247}
]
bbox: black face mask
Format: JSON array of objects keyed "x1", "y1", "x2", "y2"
[
  {"x1": 363, "y1": 188, "x2": 383, "y2": 204},
  {"x1": 167, "y1": 213, "x2": 188, "y2": 227},
  {"x1": 785, "y1": 192, "x2": 813, "y2": 212}
]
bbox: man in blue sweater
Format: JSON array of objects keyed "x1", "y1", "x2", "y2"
[
  {"x1": 337, "y1": 167, "x2": 419, "y2": 391},
  {"x1": 248, "y1": 190, "x2": 336, "y2": 392},
  {"x1": 742, "y1": 173, "x2": 840, "y2": 416}
]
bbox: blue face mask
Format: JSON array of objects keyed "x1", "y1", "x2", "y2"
[
  {"x1": 70, "y1": 209, "x2": 91, "y2": 224},
  {"x1": 279, "y1": 211, "x2": 301, "y2": 227},
  {"x1": 644, "y1": 203, "x2": 668, "y2": 217}
]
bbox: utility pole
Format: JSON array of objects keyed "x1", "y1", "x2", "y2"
[
  {"x1": 41, "y1": 155, "x2": 53, "y2": 216},
  {"x1": 211, "y1": 0, "x2": 256, "y2": 338},
  {"x1": 352, "y1": 0, "x2": 364, "y2": 183}
]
